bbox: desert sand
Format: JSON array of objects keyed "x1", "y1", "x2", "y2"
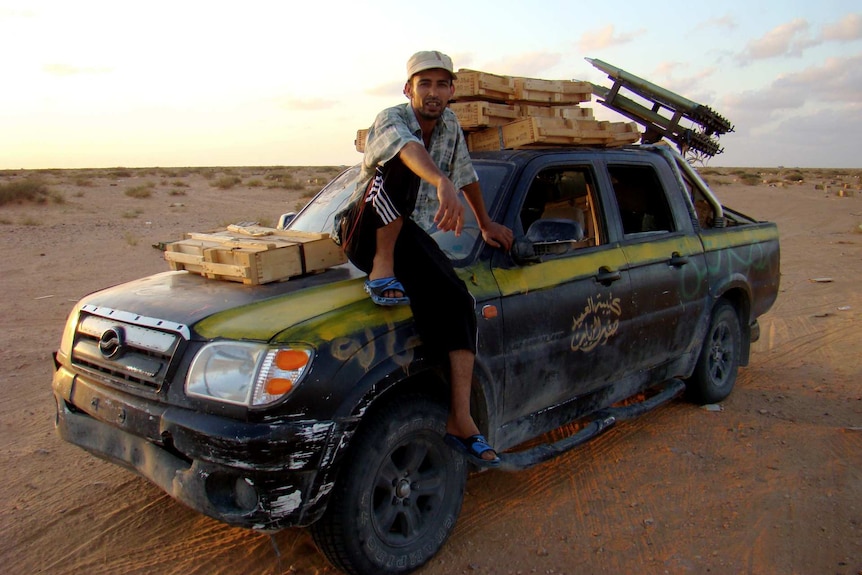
[{"x1": 1, "y1": 164, "x2": 860, "y2": 575}]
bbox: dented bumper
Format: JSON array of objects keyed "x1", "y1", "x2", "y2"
[{"x1": 52, "y1": 365, "x2": 348, "y2": 530}]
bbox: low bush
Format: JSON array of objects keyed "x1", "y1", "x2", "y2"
[
  {"x1": 125, "y1": 184, "x2": 154, "y2": 198},
  {"x1": 213, "y1": 175, "x2": 242, "y2": 190},
  {"x1": 0, "y1": 178, "x2": 63, "y2": 205}
]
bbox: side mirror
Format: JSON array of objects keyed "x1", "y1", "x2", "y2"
[
  {"x1": 277, "y1": 212, "x2": 297, "y2": 230},
  {"x1": 526, "y1": 218, "x2": 584, "y2": 243},
  {"x1": 512, "y1": 219, "x2": 586, "y2": 265},
  {"x1": 511, "y1": 236, "x2": 540, "y2": 265}
]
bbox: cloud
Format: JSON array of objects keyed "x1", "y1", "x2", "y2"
[
  {"x1": 43, "y1": 63, "x2": 110, "y2": 76},
  {"x1": 719, "y1": 103, "x2": 862, "y2": 167},
  {"x1": 736, "y1": 13, "x2": 862, "y2": 64},
  {"x1": 821, "y1": 12, "x2": 862, "y2": 42},
  {"x1": 281, "y1": 98, "x2": 339, "y2": 111},
  {"x1": 694, "y1": 14, "x2": 737, "y2": 32},
  {"x1": 737, "y1": 18, "x2": 815, "y2": 63},
  {"x1": 578, "y1": 25, "x2": 646, "y2": 53},
  {"x1": 480, "y1": 51, "x2": 563, "y2": 77},
  {"x1": 0, "y1": 7, "x2": 35, "y2": 18},
  {"x1": 719, "y1": 52, "x2": 862, "y2": 135},
  {"x1": 773, "y1": 53, "x2": 862, "y2": 104},
  {"x1": 365, "y1": 81, "x2": 404, "y2": 98}
]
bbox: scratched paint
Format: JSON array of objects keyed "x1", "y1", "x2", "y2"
[{"x1": 270, "y1": 489, "x2": 303, "y2": 516}]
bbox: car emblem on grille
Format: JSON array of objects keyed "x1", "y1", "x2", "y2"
[{"x1": 99, "y1": 326, "x2": 126, "y2": 359}]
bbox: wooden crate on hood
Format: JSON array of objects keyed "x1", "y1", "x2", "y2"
[{"x1": 164, "y1": 226, "x2": 345, "y2": 285}]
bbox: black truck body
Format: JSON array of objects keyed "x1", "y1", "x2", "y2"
[{"x1": 53, "y1": 145, "x2": 780, "y2": 574}]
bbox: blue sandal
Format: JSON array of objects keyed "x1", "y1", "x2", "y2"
[
  {"x1": 444, "y1": 433, "x2": 501, "y2": 468},
  {"x1": 364, "y1": 277, "x2": 410, "y2": 306}
]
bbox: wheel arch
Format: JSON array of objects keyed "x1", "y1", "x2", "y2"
[{"x1": 711, "y1": 283, "x2": 752, "y2": 366}]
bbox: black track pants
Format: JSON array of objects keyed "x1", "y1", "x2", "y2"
[{"x1": 343, "y1": 158, "x2": 477, "y2": 355}]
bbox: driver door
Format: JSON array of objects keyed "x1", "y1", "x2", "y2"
[{"x1": 492, "y1": 162, "x2": 637, "y2": 427}]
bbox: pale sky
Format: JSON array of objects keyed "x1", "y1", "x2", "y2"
[{"x1": 1, "y1": 0, "x2": 860, "y2": 169}]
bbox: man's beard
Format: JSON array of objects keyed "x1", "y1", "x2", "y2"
[{"x1": 416, "y1": 99, "x2": 445, "y2": 120}]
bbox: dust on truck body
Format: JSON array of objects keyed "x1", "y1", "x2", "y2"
[{"x1": 52, "y1": 144, "x2": 779, "y2": 575}]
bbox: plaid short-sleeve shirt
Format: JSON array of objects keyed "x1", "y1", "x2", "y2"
[{"x1": 355, "y1": 103, "x2": 478, "y2": 232}]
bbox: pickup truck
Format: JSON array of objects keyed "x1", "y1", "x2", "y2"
[{"x1": 52, "y1": 144, "x2": 780, "y2": 575}]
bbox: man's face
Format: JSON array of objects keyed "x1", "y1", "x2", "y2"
[{"x1": 405, "y1": 69, "x2": 455, "y2": 122}]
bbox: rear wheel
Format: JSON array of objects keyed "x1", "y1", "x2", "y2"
[
  {"x1": 311, "y1": 394, "x2": 467, "y2": 575},
  {"x1": 687, "y1": 300, "x2": 741, "y2": 404}
]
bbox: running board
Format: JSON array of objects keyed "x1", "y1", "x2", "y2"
[{"x1": 498, "y1": 379, "x2": 686, "y2": 471}]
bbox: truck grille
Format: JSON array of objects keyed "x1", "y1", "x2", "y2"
[{"x1": 71, "y1": 305, "x2": 189, "y2": 391}]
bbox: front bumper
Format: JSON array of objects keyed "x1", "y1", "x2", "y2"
[{"x1": 52, "y1": 365, "x2": 351, "y2": 530}]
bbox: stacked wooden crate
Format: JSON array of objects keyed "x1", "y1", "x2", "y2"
[
  {"x1": 354, "y1": 69, "x2": 640, "y2": 153},
  {"x1": 164, "y1": 224, "x2": 345, "y2": 285}
]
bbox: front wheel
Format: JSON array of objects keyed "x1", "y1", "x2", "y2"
[
  {"x1": 311, "y1": 394, "x2": 467, "y2": 575},
  {"x1": 687, "y1": 300, "x2": 742, "y2": 404}
]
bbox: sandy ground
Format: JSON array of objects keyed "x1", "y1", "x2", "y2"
[{"x1": 1, "y1": 165, "x2": 860, "y2": 575}]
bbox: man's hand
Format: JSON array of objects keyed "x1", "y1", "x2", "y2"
[
  {"x1": 480, "y1": 221, "x2": 514, "y2": 251},
  {"x1": 434, "y1": 179, "x2": 465, "y2": 235}
]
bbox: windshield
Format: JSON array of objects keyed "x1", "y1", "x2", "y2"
[{"x1": 288, "y1": 162, "x2": 511, "y2": 261}]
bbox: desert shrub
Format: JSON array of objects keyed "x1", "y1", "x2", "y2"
[
  {"x1": 125, "y1": 184, "x2": 154, "y2": 198},
  {"x1": 265, "y1": 170, "x2": 305, "y2": 190},
  {"x1": 213, "y1": 175, "x2": 242, "y2": 189},
  {"x1": 0, "y1": 178, "x2": 64, "y2": 205},
  {"x1": 313, "y1": 165, "x2": 344, "y2": 175},
  {"x1": 783, "y1": 171, "x2": 805, "y2": 182},
  {"x1": 739, "y1": 173, "x2": 762, "y2": 186},
  {"x1": 108, "y1": 168, "x2": 133, "y2": 178},
  {"x1": 247, "y1": 179, "x2": 264, "y2": 188},
  {"x1": 701, "y1": 176, "x2": 729, "y2": 187}
]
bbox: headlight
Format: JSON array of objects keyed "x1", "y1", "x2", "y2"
[
  {"x1": 58, "y1": 304, "x2": 83, "y2": 361},
  {"x1": 186, "y1": 341, "x2": 313, "y2": 407}
]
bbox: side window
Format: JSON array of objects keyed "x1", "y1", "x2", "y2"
[
  {"x1": 608, "y1": 164, "x2": 675, "y2": 236},
  {"x1": 683, "y1": 171, "x2": 716, "y2": 229},
  {"x1": 520, "y1": 167, "x2": 602, "y2": 247}
]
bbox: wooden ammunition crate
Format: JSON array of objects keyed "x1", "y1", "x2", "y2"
[
  {"x1": 513, "y1": 78, "x2": 592, "y2": 104},
  {"x1": 467, "y1": 127, "x2": 504, "y2": 152},
  {"x1": 164, "y1": 227, "x2": 345, "y2": 285},
  {"x1": 355, "y1": 128, "x2": 368, "y2": 153},
  {"x1": 517, "y1": 104, "x2": 593, "y2": 120},
  {"x1": 605, "y1": 121, "x2": 642, "y2": 145},
  {"x1": 501, "y1": 117, "x2": 637, "y2": 148},
  {"x1": 453, "y1": 69, "x2": 516, "y2": 101},
  {"x1": 467, "y1": 118, "x2": 640, "y2": 151},
  {"x1": 449, "y1": 101, "x2": 519, "y2": 130}
]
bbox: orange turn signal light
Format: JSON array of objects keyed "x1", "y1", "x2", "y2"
[
  {"x1": 265, "y1": 377, "x2": 294, "y2": 395},
  {"x1": 275, "y1": 349, "x2": 309, "y2": 371}
]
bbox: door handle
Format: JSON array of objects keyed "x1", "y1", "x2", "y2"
[
  {"x1": 669, "y1": 252, "x2": 689, "y2": 267},
  {"x1": 595, "y1": 266, "x2": 621, "y2": 285}
]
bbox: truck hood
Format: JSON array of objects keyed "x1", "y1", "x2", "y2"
[{"x1": 79, "y1": 266, "x2": 367, "y2": 341}]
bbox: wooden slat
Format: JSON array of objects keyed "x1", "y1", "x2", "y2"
[
  {"x1": 513, "y1": 78, "x2": 592, "y2": 104},
  {"x1": 453, "y1": 69, "x2": 515, "y2": 102},
  {"x1": 449, "y1": 101, "x2": 519, "y2": 130},
  {"x1": 164, "y1": 226, "x2": 345, "y2": 284}
]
